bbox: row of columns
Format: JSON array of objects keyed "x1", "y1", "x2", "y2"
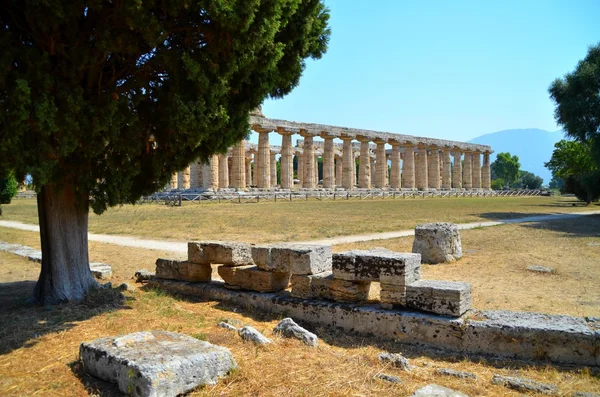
[{"x1": 170, "y1": 135, "x2": 492, "y2": 191}]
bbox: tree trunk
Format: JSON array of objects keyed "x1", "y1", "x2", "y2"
[{"x1": 33, "y1": 182, "x2": 98, "y2": 305}]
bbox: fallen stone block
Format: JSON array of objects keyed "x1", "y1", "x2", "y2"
[
  {"x1": 572, "y1": 392, "x2": 600, "y2": 397},
  {"x1": 156, "y1": 258, "x2": 211, "y2": 282},
  {"x1": 218, "y1": 265, "x2": 290, "y2": 292},
  {"x1": 188, "y1": 241, "x2": 253, "y2": 266},
  {"x1": 90, "y1": 263, "x2": 112, "y2": 280},
  {"x1": 436, "y1": 368, "x2": 477, "y2": 380},
  {"x1": 80, "y1": 330, "x2": 237, "y2": 397},
  {"x1": 332, "y1": 250, "x2": 421, "y2": 285},
  {"x1": 375, "y1": 373, "x2": 402, "y2": 384},
  {"x1": 217, "y1": 322, "x2": 237, "y2": 331},
  {"x1": 379, "y1": 283, "x2": 407, "y2": 307},
  {"x1": 410, "y1": 384, "x2": 468, "y2": 397},
  {"x1": 378, "y1": 352, "x2": 411, "y2": 371},
  {"x1": 405, "y1": 280, "x2": 471, "y2": 317},
  {"x1": 273, "y1": 318, "x2": 318, "y2": 347},
  {"x1": 238, "y1": 326, "x2": 272, "y2": 345},
  {"x1": 491, "y1": 374, "x2": 558, "y2": 395},
  {"x1": 528, "y1": 265, "x2": 554, "y2": 274},
  {"x1": 290, "y1": 272, "x2": 370, "y2": 302},
  {"x1": 134, "y1": 269, "x2": 155, "y2": 283},
  {"x1": 412, "y1": 222, "x2": 462, "y2": 264}
]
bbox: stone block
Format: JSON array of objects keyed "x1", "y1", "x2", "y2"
[
  {"x1": 269, "y1": 244, "x2": 332, "y2": 274},
  {"x1": 188, "y1": 241, "x2": 253, "y2": 266},
  {"x1": 273, "y1": 318, "x2": 318, "y2": 346},
  {"x1": 380, "y1": 283, "x2": 407, "y2": 306},
  {"x1": 332, "y1": 250, "x2": 421, "y2": 285},
  {"x1": 90, "y1": 263, "x2": 112, "y2": 280},
  {"x1": 155, "y1": 258, "x2": 211, "y2": 282},
  {"x1": 405, "y1": 280, "x2": 471, "y2": 317},
  {"x1": 412, "y1": 222, "x2": 462, "y2": 264},
  {"x1": 410, "y1": 384, "x2": 468, "y2": 397},
  {"x1": 218, "y1": 265, "x2": 290, "y2": 292},
  {"x1": 491, "y1": 374, "x2": 558, "y2": 395},
  {"x1": 251, "y1": 245, "x2": 272, "y2": 271},
  {"x1": 290, "y1": 272, "x2": 370, "y2": 302},
  {"x1": 80, "y1": 330, "x2": 237, "y2": 397}
]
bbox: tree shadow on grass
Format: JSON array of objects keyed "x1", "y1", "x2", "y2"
[
  {"x1": 0, "y1": 279, "x2": 133, "y2": 357},
  {"x1": 519, "y1": 215, "x2": 600, "y2": 238}
]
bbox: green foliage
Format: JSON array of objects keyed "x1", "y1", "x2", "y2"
[
  {"x1": 548, "y1": 176, "x2": 564, "y2": 190},
  {"x1": 0, "y1": 172, "x2": 19, "y2": 204},
  {"x1": 0, "y1": 1, "x2": 331, "y2": 214},
  {"x1": 491, "y1": 152, "x2": 520, "y2": 187},
  {"x1": 514, "y1": 170, "x2": 543, "y2": 189},
  {"x1": 490, "y1": 178, "x2": 506, "y2": 191},
  {"x1": 545, "y1": 140, "x2": 599, "y2": 203}
]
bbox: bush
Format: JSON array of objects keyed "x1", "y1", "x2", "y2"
[
  {"x1": 491, "y1": 178, "x2": 506, "y2": 190},
  {"x1": 0, "y1": 173, "x2": 19, "y2": 204}
]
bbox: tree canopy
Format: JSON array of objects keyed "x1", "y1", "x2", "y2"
[
  {"x1": 491, "y1": 152, "x2": 520, "y2": 188},
  {"x1": 0, "y1": 0, "x2": 331, "y2": 304},
  {"x1": 514, "y1": 170, "x2": 543, "y2": 190}
]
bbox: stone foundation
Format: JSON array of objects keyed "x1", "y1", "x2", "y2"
[
  {"x1": 290, "y1": 272, "x2": 371, "y2": 302},
  {"x1": 406, "y1": 280, "x2": 472, "y2": 317},
  {"x1": 218, "y1": 265, "x2": 290, "y2": 292},
  {"x1": 155, "y1": 259, "x2": 211, "y2": 282}
]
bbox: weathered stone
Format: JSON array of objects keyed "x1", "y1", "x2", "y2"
[
  {"x1": 332, "y1": 250, "x2": 421, "y2": 285},
  {"x1": 406, "y1": 280, "x2": 471, "y2": 317},
  {"x1": 188, "y1": 241, "x2": 253, "y2": 266},
  {"x1": 155, "y1": 258, "x2": 211, "y2": 282},
  {"x1": 221, "y1": 318, "x2": 244, "y2": 327},
  {"x1": 269, "y1": 244, "x2": 332, "y2": 274},
  {"x1": 378, "y1": 352, "x2": 412, "y2": 371},
  {"x1": 380, "y1": 283, "x2": 407, "y2": 306},
  {"x1": 290, "y1": 272, "x2": 370, "y2": 302},
  {"x1": 90, "y1": 263, "x2": 112, "y2": 280},
  {"x1": 217, "y1": 322, "x2": 237, "y2": 331},
  {"x1": 410, "y1": 384, "x2": 469, "y2": 397},
  {"x1": 80, "y1": 330, "x2": 237, "y2": 397},
  {"x1": 251, "y1": 245, "x2": 273, "y2": 271},
  {"x1": 412, "y1": 223, "x2": 462, "y2": 264},
  {"x1": 238, "y1": 326, "x2": 272, "y2": 345},
  {"x1": 374, "y1": 373, "x2": 402, "y2": 384},
  {"x1": 134, "y1": 269, "x2": 155, "y2": 283},
  {"x1": 572, "y1": 392, "x2": 600, "y2": 397},
  {"x1": 528, "y1": 265, "x2": 554, "y2": 274},
  {"x1": 273, "y1": 318, "x2": 318, "y2": 347},
  {"x1": 491, "y1": 374, "x2": 558, "y2": 395},
  {"x1": 436, "y1": 368, "x2": 477, "y2": 380},
  {"x1": 218, "y1": 265, "x2": 290, "y2": 292}
]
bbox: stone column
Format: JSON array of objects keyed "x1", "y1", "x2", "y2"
[
  {"x1": 441, "y1": 149, "x2": 452, "y2": 189},
  {"x1": 370, "y1": 156, "x2": 376, "y2": 186},
  {"x1": 181, "y1": 166, "x2": 190, "y2": 189},
  {"x1": 463, "y1": 151, "x2": 473, "y2": 189},
  {"x1": 280, "y1": 133, "x2": 293, "y2": 189},
  {"x1": 218, "y1": 154, "x2": 229, "y2": 189},
  {"x1": 375, "y1": 140, "x2": 387, "y2": 188},
  {"x1": 358, "y1": 139, "x2": 371, "y2": 188},
  {"x1": 452, "y1": 151, "x2": 462, "y2": 189},
  {"x1": 302, "y1": 135, "x2": 315, "y2": 189},
  {"x1": 428, "y1": 147, "x2": 440, "y2": 190},
  {"x1": 189, "y1": 162, "x2": 200, "y2": 188},
  {"x1": 170, "y1": 172, "x2": 178, "y2": 189},
  {"x1": 390, "y1": 144, "x2": 401, "y2": 189},
  {"x1": 245, "y1": 156, "x2": 252, "y2": 187},
  {"x1": 322, "y1": 137, "x2": 335, "y2": 189},
  {"x1": 472, "y1": 151, "x2": 481, "y2": 189},
  {"x1": 482, "y1": 152, "x2": 491, "y2": 190},
  {"x1": 416, "y1": 145, "x2": 428, "y2": 190},
  {"x1": 256, "y1": 131, "x2": 271, "y2": 188},
  {"x1": 342, "y1": 138, "x2": 354, "y2": 189},
  {"x1": 209, "y1": 154, "x2": 219, "y2": 190},
  {"x1": 335, "y1": 155, "x2": 342, "y2": 187},
  {"x1": 270, "y1": 151, "x2": 278, "y2": 187},
  {"x1": 402, "y1": 144, "x2": 415, "y2": 189},
  {"x1": 231, "y1": 141, "x2": 246, "y2": 189},
  {"x1": 251, "y1": 153, "x2": 257, "y2": 186},
  {"x1": 314, "y1": 155, "x2": 319, "y2": 186},
  {"x1": 297, "y1": 152, "x2": 304, "y2": 187}
]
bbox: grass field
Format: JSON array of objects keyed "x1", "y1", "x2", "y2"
[{"x1": 2, "y1": 196, "x2": 598, "y2": 242}]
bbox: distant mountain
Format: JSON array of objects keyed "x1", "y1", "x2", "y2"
[{"x1": 468, "y1": 128, "x2": 565, "y2": 184}]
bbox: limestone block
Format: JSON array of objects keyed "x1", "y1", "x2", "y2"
[
  {"x1": 273, "y1": 318, "x2": 318, "y2": 347},
  {"x1": 290, "y1": 272, "x2": 370, "y2": 302},
  {"x1": 155, "y1": 258, "x2": 211, "y2": 282},
  {"x1": 436, "y1": 368, "x2": 477, "y2": 380},
  {"x1": 405, "y1": 280, "x2": 471, "y2": 317},
  {"x1": 375, "y1": 373, "x2": 402, "y2": 384},
  {"x1": 332, "y1": 250, "x2": 421, "y2": 285},
  {"x1": 90, "y1": 263, "x2": 112, "y2": 280},
  {"x1": 410, "y1": 384, "x2": 468, "y2": 397},
  {"x1": 218, "y1": 265, "x2": 290, "y2": 292},
  {"x1": 251, "y1": 245, "x2": 272, "y2": 271},
  {"x1": 378, "y1": 352, "x2": 412, "y2": 371},
  {"x1": 134, "y1": 269, "x2": 155, "y2": 283},
  {"x1": 270, "y1": 244, "x2": 332, "y2": 274},
  {"x1": 380, "y1": 283, "x2": 407, "y2": 306},
  {"x1": 491, "y1": 374, "x2": 558, "y2": 395},
  {"x1": 80, "y1": 330, "x2": 237, "y2": 397},
  {"x1": 188, "y1": 241, "x2": 253, "y2": 266},
  {"x1": 238, "y1": 326, "x2": 272, "y2": 345},
  {"x1": 412, "y1": 223, "x2": 462, "y2": 264}
]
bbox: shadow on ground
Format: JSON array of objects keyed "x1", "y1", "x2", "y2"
[
  {"x1": 475, "y1": 211, "x2": 600, "y2": 237},
  {"x1": 0, "y1": 280, "x2": 132, "y2": 357}
]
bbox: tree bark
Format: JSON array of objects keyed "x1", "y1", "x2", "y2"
[{"x1": 33, "y1": 182, "x2": 98, "y2": 305}]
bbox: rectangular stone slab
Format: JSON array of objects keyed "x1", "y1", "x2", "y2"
[
  {"x1": 80, "y1": 330, "x2": 237, "y2": 397},
  {"x1": 188, "y1": 241, "x2": 253, "y2": 266},
  {"x1": 218, "y1": 265, "x2": 290, "y2": 292},
  {"x1": 379, "y1": 283, "x2": 407, "y2": 306},
  {"x1": 332, "y1": 250, "x2": 421, "y2": 285},
  {"x1": 405, "y1": 280, "x2": 471, "y2": 317},
  {"x1": 155, "y1": 259, "x2": 211, "y2": 282},
  {"x1": 291, "y1": 271, "x2": 370, "y2": 302},
  {"x1": 268, "y1": 244, "x2": 332, "y2": 274},
  {"x1": 251, "y1": 245, "x2": 274, "y2": 271}
]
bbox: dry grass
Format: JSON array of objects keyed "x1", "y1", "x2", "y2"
[
  {"x1": 336, "y1": 215, "x2": 600, "y2": 317},
  {"x1": 2, "y1": 196, "x2": 598, "y2": 243}
]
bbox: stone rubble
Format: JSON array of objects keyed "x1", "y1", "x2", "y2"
[
  {"x1": 273, "y1": 318, "x2": 318, "y2": 347},
  {"x1": 238, "y1": 326, "x2": 272, "y2": 345},
  {"x1": 80, "y1": 330, "x2": 236, "y2": 397},
  {"x1": 436, "y1": 368, "x2": 478, "y2": 380},
  {"x1": 217, "y1": 322, "x2": 238, "y2": 331},
  {"x1": 412, "y1": 222, "x2": 462, "y2": 264},
  {"x1": 410, "y1": 384, "x2": 469, "y2": 396},
  {"x1": 374, "y1": 373, "x2": 402, "y2": 384},
  {"x1": 527, "y1": 265, "x2": 554, "y2": 274},
  {"x1": 378, "y1": 352, "x2": 412, "y2": 371},
  {"x1": 491, "y1": 374, "x2": 558, "y2": 395}
]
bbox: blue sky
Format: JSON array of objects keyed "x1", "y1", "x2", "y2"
[{"x1": 252, "y1": 0, "x2": 599, "y2": 146}]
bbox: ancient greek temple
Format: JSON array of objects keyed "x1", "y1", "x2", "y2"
[{"x1": 170, "y1": 113, "x2": 493, "y2": 191}]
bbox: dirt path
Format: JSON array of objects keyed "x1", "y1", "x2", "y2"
[{"x1": 1, "y1": 210, "x2": 599, "y2": 252}]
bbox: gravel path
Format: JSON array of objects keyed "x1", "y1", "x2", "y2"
[{"x1": 1, "y1": 210, "x2": 598, "y2": 252}]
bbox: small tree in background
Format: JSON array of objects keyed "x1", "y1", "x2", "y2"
[
  {"x1": 0, "y1": 172, "x2": 19, "y2": 204},
  {"x1": 514, "y1": 170, "x2": 543, "y2": 189},
  {"x1": 491, "y1": 152, "x2": 520, "y2": 188}
]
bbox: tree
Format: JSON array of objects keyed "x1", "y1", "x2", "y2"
[
  {"x1": 490, "y1": 178, "x2": 506, "y2": 191},
  {"x1": 548, "y1": 176, "x2": 564, "y2": 191},
  {"x1": 0, "y1": 172, "x2": 19, "y2": 205},
  {"x1": 0, "y1": 1, "x2": 330, "y2": 304},
  {"x1": 491, "y1": 152, "x2": 520, "y2": 188},
  {"x1": 514, "y1": 170, "x2": 543, "y2": 190},
  {"x1": 545, "y1": 140, "x2": 599, "y2": 203}
]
